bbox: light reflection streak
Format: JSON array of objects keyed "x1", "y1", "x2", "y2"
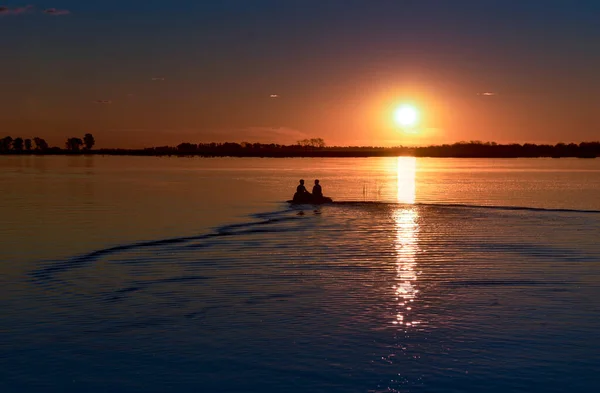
[
  {"x1": 393, "y1": 157, "x2": 420, "y2": 328},
  {"x1": 397, "y1": 157, "x2": 416, "y2": 204}
]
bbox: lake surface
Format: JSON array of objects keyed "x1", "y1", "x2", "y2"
[{"x1": 1, "y1": 156, "x2": 600, "y2": 392}]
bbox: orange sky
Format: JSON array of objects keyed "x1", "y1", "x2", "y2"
[{"x1": 1, "y1": 2, "x2": 599, "y2": 148}]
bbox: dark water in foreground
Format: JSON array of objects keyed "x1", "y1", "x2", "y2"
[{"x1": 1, "y1": 157, "x2": 600, "y2": 392}]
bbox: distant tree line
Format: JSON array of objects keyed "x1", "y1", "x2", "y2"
[
  {"x1": 0, "y1": 136, "x2": 45, "y2": 152},
  {"x1": 0, "y1": 133, "x2": 95, "y2": 153},
  {"x1": 140, "y1": 140, "x2": 600, "y2": 158},
  {"x1": 413, "y1": 141, "x2": 600, "y2": 158},
  {"x1": 0, "y1": 136, "x2": 598, "y2": 158}
]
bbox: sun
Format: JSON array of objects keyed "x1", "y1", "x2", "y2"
[{"x1": 394, "y1": 105, "x2": 419, "y2": 127}]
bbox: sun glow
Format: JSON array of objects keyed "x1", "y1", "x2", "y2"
[{"x1": 394, "y1": 105, "x2": 419, "y2": 128}]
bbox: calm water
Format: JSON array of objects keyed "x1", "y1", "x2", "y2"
[{"x1": 1, "y1": 156, "x2": 600, "y2": 392}]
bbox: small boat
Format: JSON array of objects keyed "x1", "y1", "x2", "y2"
[{"x1": 287, "y1": 195, "x2": 333, "y2": 205}]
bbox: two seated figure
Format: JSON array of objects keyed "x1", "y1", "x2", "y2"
[{"x1": 292, "y1": 179, "x2": 330, "y2": 204}]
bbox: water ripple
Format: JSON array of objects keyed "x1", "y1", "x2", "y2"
[{"x1": 10, "y1": 202, "x2": 600, "y2": 393}]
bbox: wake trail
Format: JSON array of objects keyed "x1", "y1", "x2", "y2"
[
  {"x1": 29, "y1": 200, "x2": 598, "y2": 284},
  {"x1": 30, "y1": 211, "x2": 304, "y2": 283},
  {"x1": 331, "y1": 201, "x2": 600, "y2": 214}
]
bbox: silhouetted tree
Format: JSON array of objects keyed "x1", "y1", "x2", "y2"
[
  {"x1": 24, "y1": 139, "x2": 32, "y2": 151},
  {"x1": 297, "y1": 138, "x2": 326, "y2": 148},
  {"x1": 1, "y1": 136, "x2": 13, "y2": 151},
  {"x1": 12, "y1": 137, "x2": 24, "y2": 152},
  {"x1": 312, "y1": 138, "x2": 326, "y2": 148},
  {"x1": 83, "y1": 133, "x2": 95, "y2": 150},
  {"x1": 177, "y1": 142, "x2": 198, "y2": 153},
  {"x1": 65, "y1": 137, "x2": 84, "y2": 151},
  {"x1": 223, "y1": 142, "x2": 242, "y2": 150},
  {"x1": 33, "y1": 137, "x2": 49, "y2": 151}
]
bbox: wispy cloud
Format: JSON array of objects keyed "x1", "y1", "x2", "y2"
[
  {"x1": 477, "y1": 92, "x2": 498, "y2": 96},
  {"x1": 0, "y1": 5, "x2": 34, "y2": 15},
  {"x1": 44, "y1": 8, "x2": 70, "y2": 16},
  {"x1": 222, "y1": 126, "x2": 309, "y2": 144},
  {"x1": 0, "y1": 5, "x2": 70, "y2": 16},
  {"x1": 370, "y1": 127, "x2": 445, "y2": 147},
  {"x1": 269, "y1": 94, "x2": 280, "y2": 98},
  {"x1": 104, "y1": 126, "x2": 309, "y2": 145},
  {"x1": 93, "y1": 100, "x2": 112, "y2": 104}
]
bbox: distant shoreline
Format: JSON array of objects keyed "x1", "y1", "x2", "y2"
[
  {"x1": 0, "y1": 149, "x2": 597, "y2": 159},
  {"x1": 2, "y1": 140, "x2": 599, "y2": 158}
]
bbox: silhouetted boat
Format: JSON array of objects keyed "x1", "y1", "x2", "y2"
[{"x1": 287, "y1": 196, "x2": 333, "y2": 205}]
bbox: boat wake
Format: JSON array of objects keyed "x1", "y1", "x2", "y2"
[
  {"x1": 327, "y1": 201, "x2": 600, "y2": 214},
  {"x1": 30, "y1": 200, "x2": 599, "y2": 287}
]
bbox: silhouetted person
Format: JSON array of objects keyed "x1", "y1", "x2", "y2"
[
  {"x1": 297, "y1": 179, "x2": 308, "y2": 195},
  {"x1": 293, "y1": 179, "x2": 311, "y2": 202},
  {"x1": 312, "y1": 179, "x2": 323, "y2": 198}
]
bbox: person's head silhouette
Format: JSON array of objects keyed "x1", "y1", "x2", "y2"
[
  {"x1": 314, "y1": 179, "x2": 320, "y2": 185},
  {"x1": 299, "y1": 179, "x2": 304, "y2": 185}
]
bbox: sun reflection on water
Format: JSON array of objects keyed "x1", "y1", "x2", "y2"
[
  {"x1": 393, "y1": 156, "x2": 420, "y2": 328},
  {"x1": 393, "y1": 208, "x2": 420, "y2": 328},
  {"x1": 397, "y1": 157, "x2": 416, "y2": 204}
]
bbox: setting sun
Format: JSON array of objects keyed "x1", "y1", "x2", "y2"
[{"x1": 394, "y1": 105, "x2": 419, "y2": 128}]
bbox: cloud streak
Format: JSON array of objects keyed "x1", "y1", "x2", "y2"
[
  {"x1": 1, "y1": 5, "x2": 70, "y2": 16},
  {"x1": 0, "y1": 5, "x2": 33, "y2": 15},
  {"x1": 101, "y1": 126, "x2": 311, "y2": 148},
  {"x1": 44, "y1": 8, "x2": 70, "y2": 16},
  {"x1": 221, "y1": 126, "x2": 309, "y2": 144}
]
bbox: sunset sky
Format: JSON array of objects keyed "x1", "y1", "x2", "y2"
[{"x1": 1, "y1": 1, "x2": 600, "y2": 148}]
